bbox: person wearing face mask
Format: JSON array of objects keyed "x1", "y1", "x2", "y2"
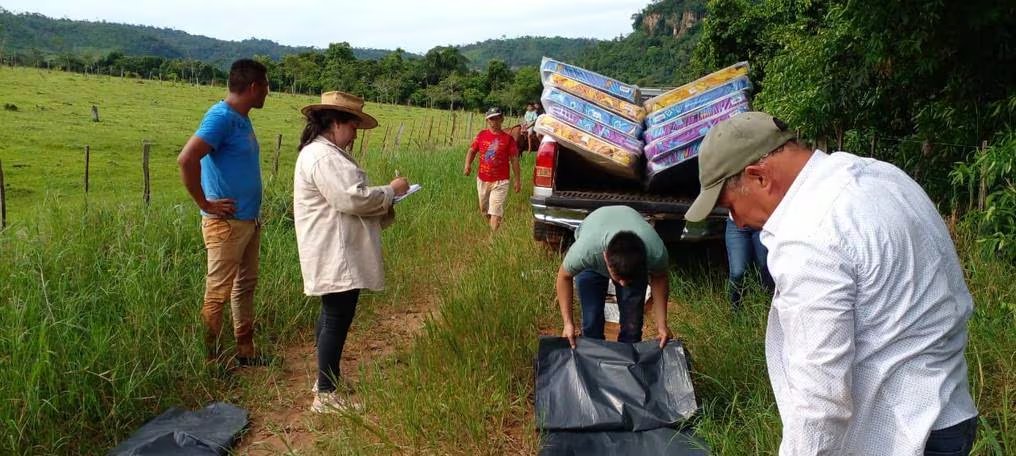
[{"x1": 293, "y1": 91, "x2": 409, "y2": 413}]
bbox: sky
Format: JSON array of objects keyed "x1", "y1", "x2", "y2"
[{"x1": 3, "y1": 0, "x2": 649, "y2": 53}]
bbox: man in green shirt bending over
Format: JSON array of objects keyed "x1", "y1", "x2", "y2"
[{"x1": 556, "y1": 205, "x2": 674, "y2": 349}]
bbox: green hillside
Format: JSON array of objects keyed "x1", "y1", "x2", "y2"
[
  {"x1": 575, "y1": 0, "x2": 707, "y2": 86},
  {"x1": 457, "y1": 36, "x2": 600, "y2": 69},
  {"x1": 0, "y1": 8, "x2": 403, "y2": 68}
]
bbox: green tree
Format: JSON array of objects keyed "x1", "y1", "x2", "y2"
[
  {"x1": 421, "y1": 46, "x2": 468, "y2": 85},
  {"x1": 484, "y1": 59, "x2": 513, "y2": 93},
  {"x1": 281, "y1": 52, "x2": 322, "y2": 94}
]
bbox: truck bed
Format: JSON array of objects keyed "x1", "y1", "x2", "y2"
[
  {"x1": 552, "y1": 145, "x2": 700, "y2": 205},
  {"x1": 531, "y1": 143, "x2": 725, "y2": 243}
]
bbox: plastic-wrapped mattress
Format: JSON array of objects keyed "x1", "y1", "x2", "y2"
[
  {"x1": 541, "y1": 57, "x2": 641, "y2": 103},
  {"x1": 544, "y1": 102, "x2": 644, "y2": 154},
  {"x1": 645, "y1": 108, "x2": 750, "y2": 180},
  {"x1": 545, "y1": 73, "x2": 647, "y2": 122},
  {"x1": 643, "y1": 90, "x2": 750, "y2": 143},
  {"x1": 645, "y1": 76, "x2": 751, "y2": 127},
  {"x1": 646, "y1": 140, "x2": 702, "y2": 178},
  {"x1": 542, "y1": 87, "x2": 643, "y2": 136},
  {"x1": 644, "y1": 105, "x2": 750, "y2": 161},
  {"x1": 535, "y1": 114, "x2": 641, "y2": 179},
  {"x1": 643, "y1": 62, "x2": 749, "y2": 113}
]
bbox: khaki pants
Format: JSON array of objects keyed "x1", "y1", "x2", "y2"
[
  {"x1": 477, "y1": 178, "x2": 510, "y2": 217},
  {"x1": 201, "y1": 217, "x2": 260, "y2": 358}
]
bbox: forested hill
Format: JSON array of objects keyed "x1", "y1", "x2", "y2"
[
  {"x1": 456, "y1": 36, "x2": 600, "y2": 69},
  {"x1": 0, "y1": 8, "x2": 401, "y2": 67},
  {"x1": 575, "y1": 0, "x2": 707, "y2": 86}
]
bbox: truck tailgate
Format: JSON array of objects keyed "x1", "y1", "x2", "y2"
[{"x1": 544, "y1": 190, "x2": 695, "y2": 214}]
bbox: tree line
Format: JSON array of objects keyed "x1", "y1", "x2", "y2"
[
  {"x1": 1, "y1": 42, "x2": 543, "y2": 115},
  {"x1": 253, "y1": 43, "x2": 542, "y2": 113}
]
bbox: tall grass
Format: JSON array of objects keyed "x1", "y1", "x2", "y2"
[
  {"x1": 0, "y1": 66, "x2": 1012, "y2": 455},
  {"x1": 317, "y1": 165, "x2": 556, "y2": 454},
  {"x1": 0, "y1": 184, "x2": 308, "y2": 453},
  {"x1": 0, "y1": 66, "x2": 502, "y2": 218}
]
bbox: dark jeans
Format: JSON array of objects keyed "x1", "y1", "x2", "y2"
[
  {"x1": 575, "y1": 270, "x2": 647, "y2": 343},
  {"x1": 725, "y1": 219, "x2": 774, "y2": 310},
  {"x1": 315, "y1": 289, "x2": 360, "y2": 393},
  {"x1": 925, "y1": 416, "x2": 977, "y2": 456}
]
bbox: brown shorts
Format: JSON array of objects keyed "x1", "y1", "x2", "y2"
[{"x1": 476, "y1": 178, "x2": 510, "y2": 217}]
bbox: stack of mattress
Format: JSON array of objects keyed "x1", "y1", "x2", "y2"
[
  {"x1": 642, "y1": 62, "x2": 752, "y2": 180},
  {"x1": 535, "y1": 57, "x2": 647, "y2": 179}
]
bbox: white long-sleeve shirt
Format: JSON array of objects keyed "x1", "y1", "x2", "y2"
[{"x1": 760, "y1": 150, "x2": 977, "y2": 455}]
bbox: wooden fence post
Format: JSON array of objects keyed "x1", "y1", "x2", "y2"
[
  {"x1": 359, "y1": 129, "x2": 368, "y2": 156},
  {"x1": 427, "y1": 117, "x2": 434, "y2": 143},
  {"x1": 394, "y1": 122, "x2": 406, "y2": 150},
  {"x1": 467, "y1": 112, "x2": 474, "y2": 139},
  {"x1": 0, "y1": 159, "x2": 6, "y2": 229},
  {"x1": 380, "y1": 125, "x2": 391, "y2": 153},
  {"x1": 91, "y1": 105, "x2": 99, "y2": 122},
  {"x1": 142, "y1": 141, "x2": 151, "y2": 205},
  {"x1": 435, "y1": 116, "x2": 443, "y2": 144},
  {"x1": 84, "y1": 145, "x2": 90, "y2": 193},
  {"x1": 449, "y1": 112, "x2": 457, "y2": 145},
  {"x1": 978, "y1": 140, "x2": 988, "y2": 211},
  {"x1": 272, "y1": 134, "x2": 282, "y2": 178}
]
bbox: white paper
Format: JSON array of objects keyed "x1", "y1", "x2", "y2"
[{"x1": 394, "y1": 184, "x2": 422, "y2": 203}]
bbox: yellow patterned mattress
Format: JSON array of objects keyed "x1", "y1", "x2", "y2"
[
  {"x1": 643, "y1": 62, "x2": 749, "y2": 113},
  {"x1": 545, "y1": 73, "x2": 647, "y2": 123},
  {"x1": 535, "y1": 114, "x2": 641, "y2": 179}
]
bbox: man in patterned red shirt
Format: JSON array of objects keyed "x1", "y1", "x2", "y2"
[{"x1": 463, "y1": 107, "x2": 521, "y2": 231}]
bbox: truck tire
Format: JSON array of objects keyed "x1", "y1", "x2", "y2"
[{"x1": 533, "y1": 221, "x2": 573, "y2": 253}]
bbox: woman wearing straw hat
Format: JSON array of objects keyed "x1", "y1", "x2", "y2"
[{"x1": 293, "y1": 91, "x2": 409, "y2": 413}]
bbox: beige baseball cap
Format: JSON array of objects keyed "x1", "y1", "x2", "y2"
[{"x1": 685, "y1": 112, "x2": 796, "y2": 222}]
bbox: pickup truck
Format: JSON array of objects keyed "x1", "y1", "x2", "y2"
[{"x1": 529, "y1": 88, "x2": 728, "y2": 249}]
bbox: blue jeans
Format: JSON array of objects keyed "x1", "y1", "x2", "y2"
[
  {"x1": 575, "y1": 270, "x2": 647, "y2": 343},
  {"x1": 925, "y1": 416, "x2": 977, "y2": 456},
  {"x1": 725, "y1": 219, "x2": 774, "y2": 310}
]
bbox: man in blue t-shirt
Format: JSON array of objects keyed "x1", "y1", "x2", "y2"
[{"x1": 177, "y1": 59, "x2": 270, "y2": 366}]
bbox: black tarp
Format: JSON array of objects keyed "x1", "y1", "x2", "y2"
[
  {"x1": 108, "y1": 402, "x2": 248, "y2": 456},
  {"x1": 540, "y1": 428, "x2": 709, "y2": 456},
  {"x1": 535, "y1": 337, "x2": 707, "y2": 455}
]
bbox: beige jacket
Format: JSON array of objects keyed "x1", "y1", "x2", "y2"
[{"x1": 293, "y1": 136, "x2": 395, "y2": 296}]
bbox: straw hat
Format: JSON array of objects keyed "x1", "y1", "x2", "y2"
[{"x1": 301, "y1": 91, "x2": 378, "y2": 129}]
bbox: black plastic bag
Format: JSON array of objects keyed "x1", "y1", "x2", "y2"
[
  {"x1": 108, "y1": 402, "x2": 248, "y2": 456},
  {"x1": 535, "y1": 337, "x2": 698, "y2": 432},
  {"x1": 540, "y1": 428, "x2": 709, "y2": 456}
]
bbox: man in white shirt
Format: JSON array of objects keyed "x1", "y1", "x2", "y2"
[{"x1": 685, "y1": 112, "x2": 978, "y2": 455}]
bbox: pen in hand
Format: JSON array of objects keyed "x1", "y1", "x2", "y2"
[{"x1": 391, "y1": 169, "x2": 409, "y2": 196}]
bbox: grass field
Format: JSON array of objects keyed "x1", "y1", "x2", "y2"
[
  {"x1": 0, "y1": 66, "x2": 509, "y2": 220},
  {"x1": 0, "y1": 67, "x2": 1012, "y2": 455}
]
